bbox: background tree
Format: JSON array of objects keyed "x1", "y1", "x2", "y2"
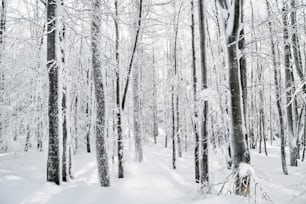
[{"x1": 198, "y1": 0, "x2": 209, "y2": 186}]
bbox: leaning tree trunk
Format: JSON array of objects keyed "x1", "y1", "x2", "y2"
[
  {"x1": 46, "y1": 0, "x2": 60, "y2": 185},
  {"x1": 91, "y1": 0, "x2": 110, "y2": 187},
  {"x1": 121, "y1": 0, "x2": 143, "y2": 110},
  {"x1": 198, "y1": 0, "x2": 208, "y2": 186}
]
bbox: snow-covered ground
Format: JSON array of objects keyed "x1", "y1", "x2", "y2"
[{"x1": 0, "y1": 141, "x2": 306, "y2": 204}]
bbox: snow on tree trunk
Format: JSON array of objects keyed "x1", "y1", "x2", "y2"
[
  {"x1": 133, "y1": 64, "x2": 143, "y2": 162},
  {"x1": 171, "y1": 84, "x2": 176, "y2": 169},
  {"x1": 290, "y1": 0, "x2": 306, "y2": 162},
  {"x1": 114, "y1": 0, "x2": 124, "y2": 179},
  {"x1": 86, "y1": 69, "x2": 92, "y2": 153},
  {"x1": 238, "y1": 12, "x2": 248, "y2": 150},
  {"x1": 121, "y1": 0, "x2": 143, "y2": 110},
  {"x1": 282, "y1": 0, "x2": 298, "y2": 167},
  {"x1": 0, "y1": 0, "x2": 7, "y2": 151},
  {"x1": 152, "y1": 50, "x2": 158, "y2": 144},
  {"x1": 198, "y1": 0, "x2": 208, "y2": 187},
  {"x1": 218, "y1": 0, "x2": 250, "y2": 195},
  {"x1": 46, "y1": 0, "x2": 60, "y2": 185},
  {"x1": 190, "y1": 0, "x2": 200, "y2": 184},
  {"x1": 58, "y1": 0, "x2": 71, "y2": 182},
  {"x1": 266, "y1": 0, "x2": 288, "y2": 175},
  {"x1": 91, "y1": 0, "x2": 110, "y2": 187}
]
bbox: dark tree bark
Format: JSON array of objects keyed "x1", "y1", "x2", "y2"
[
  {"x1": 190, "y1": 0, "x2": 200, "y2": 183},
  {"x1": 86, "y1": 70, "x2": 92, "y2": 153},
  {"x1": 218, "y1": 0, "x2": 250, "y2": 195},
  {"x1": 24, "y1": 124, "x2": 31, "y2": 152},
  {"x1": 114, "y1": 0, "x2": 124, "y2": 179},
  {"x1": 121, "y1": 0, "x2": 143, "y2": 110},
  {"x1": 198, "y1": 0, "x2": 208, "y2": 186},
  {"x1": 171, "y1": 11, "x2": 176, "y2": 166},
  {"x1": 171, "y1": 84, "x2": 176, "y2": 169},
  {"x1": 46, "y1": 0, "x2": 60, "y2": 185},
  {"x1": 91, "y1": 0, "x2": 110, "y2": 187}
]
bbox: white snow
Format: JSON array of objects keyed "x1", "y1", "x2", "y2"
[
  {"x1": 239, "y1": 162, "x2": 254, "y2": 178},
  {"x1": 0, "y1": 141, "x2": 306, "y2": 204}
]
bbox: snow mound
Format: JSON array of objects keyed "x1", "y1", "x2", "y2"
[{"x1": 239, "y1": 163, "x2": 254, "y2": 178}]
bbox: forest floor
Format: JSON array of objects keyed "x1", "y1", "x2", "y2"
[{"x1": 0, "y1": 139, "x2": 306, "y2": 204}]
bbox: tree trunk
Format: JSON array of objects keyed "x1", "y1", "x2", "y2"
[
  {"x1": 152, "y1": 50, "x2": 158, "y2": 144},
  {"x1": 290, "y1": 0, "x2": 304, "y2": 80},
  {"x1": 302, "y1": 106, "x2": 306, "y2": 161},
  {"x1": 121, "y1": 0, "x2": 143, "y2": 110},
  {"x1": 198, "y1": 0, "x2": 208, "y2": 186},
  {"x1": 265, "y1": 0, "x2": 288, "y2": 174},
  {"x1": 133, "y1": 64, "x2": 143, "y2": 162},
  {"x1": 86, "y1": 70, "x2": 92, "y2": 153},
  {"x1": 282, "y1": 0, "x2": 297, "y2": 167},
  {"x1": 171, "y1": 84, "x2": 176, "y2": 169},
  {"x1": 172, "y1": 2, "x2": 182, "y2": 159},
  {"x1": 73, "y1": 96, "x2": 78, "y2": 155},
  {"x1": 191, "y1": 0, "x2": 200, "y2": 183},
  {"x1": 58, "y1": 0, "x2": 71, "y2": 182},
  {"x1": 218, "y1": 0, "x2": 250, "y2": 195},
  {"x1": 46, "y1": 0, "x2": 60, "y2": 185},
  {"x1": 238, "y1": 14, "x2": 248, "y2": 150},
  {"x1": 0, "y1": 0, "x2": 6, "y2": 151},
  {"x1": 114, "y1": 0, "x2": 124, "y2": 179},
  {"x1": 91, "y1": 0, "x2": 110, "y2": 187}
]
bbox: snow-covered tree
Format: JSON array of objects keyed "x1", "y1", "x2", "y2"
[{"x1": 91, "y1": 0, "x2": 110, "y2": 187}]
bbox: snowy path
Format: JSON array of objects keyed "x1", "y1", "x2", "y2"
[
  {"x1": 0, "y1": 144, "x2": 200, "y2": 204},
  {"x1": 0, "y1": 142, "x2": 306, "y2": 204},
  {"x1": 252, "y1": 145, "x2": 306, "y2": 204}
]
